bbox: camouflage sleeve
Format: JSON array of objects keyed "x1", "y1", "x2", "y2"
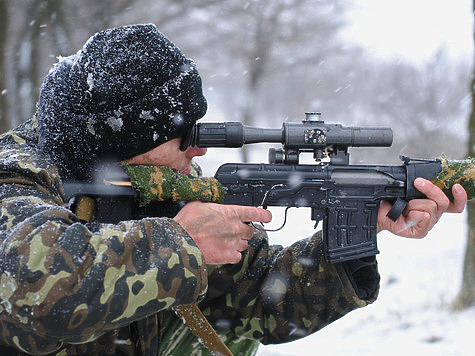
[
  {"x1": 199, "y1": 229, "x2": 379, "y2": 345},
  {"x1": 0, "y1": 182, "x2": 207, "y2": 354}
]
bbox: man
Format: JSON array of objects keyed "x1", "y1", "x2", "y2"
[{"x1": 0, "y1": 24, "x2": 466, "y2": 355}]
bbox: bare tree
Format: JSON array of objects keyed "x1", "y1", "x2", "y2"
[
  {"x1": 0, "y1": 0, "x2": 8, "y2": 132},
  {"x1": 453, "y1": 0, "x2": 475, "y2": 310},
  {"x1": 11, "y1": 0, "x2": 75, "y2": 124}
]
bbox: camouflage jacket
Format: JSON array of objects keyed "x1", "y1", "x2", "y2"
[{"x1": 0, "y1": 119, "x2": 379, "y2": 355}]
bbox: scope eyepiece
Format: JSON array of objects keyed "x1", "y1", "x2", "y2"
[{"x1": 180, "y1": 128, "x2": 194, "y2": 151}]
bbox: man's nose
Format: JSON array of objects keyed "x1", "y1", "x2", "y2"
[{"x1": 186, "y1": 145, "x2": 207, "y2": 158}]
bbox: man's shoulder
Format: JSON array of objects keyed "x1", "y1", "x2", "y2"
[
  {"x1": 0, "y1": 118, "x2": 63, "y2": 197},
  {"x1": 0, "y1": 118, "x2": 39, "y2": 146}
]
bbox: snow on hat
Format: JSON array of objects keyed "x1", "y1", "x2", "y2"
[{"x1": 37, "y1": 23, "x2": 207, "y2": 180}]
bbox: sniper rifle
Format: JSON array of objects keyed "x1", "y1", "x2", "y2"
[{"x1": 64, "y1": 112, "x2": 455, "y2": 263}]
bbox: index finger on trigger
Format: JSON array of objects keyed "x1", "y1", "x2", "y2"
[{"x1": 234, "y1": 206, "x2": 272, "y2": 223}]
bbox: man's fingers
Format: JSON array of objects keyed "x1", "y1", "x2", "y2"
[
  {"x1": 231, "y1": 205, "x2": 272, "y2": 223},
  {"x1": 414, "y1": 178, "x2": 449, "y2": 215},
  {"x1": 378, "y1": 179, "x2": 467, "y2": 239},
  {"x1": 448, "y1": 184, "x2": 467, "y2": 213},
  {"x1": 237, "y1": 238, "x2": 249, "y2": 252},
  {"x1": 405, "y1": 197, "x2": 438, "y2": 225},
  {"x1": 415, "y1": 178, "x2": 467, "y2": 214},
  {"x1": 404, "y1": 210, "x2": 431, "y2": 237},
  {"x1": 230, "y1": 251, "x2": 243, "y2": 264},
  {"x1": 239, "y1": 224, "x2": 255, "y2": 240}
]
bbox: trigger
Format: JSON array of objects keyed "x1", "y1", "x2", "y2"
[{"x1": 386, "y1": 198, "x2": 408, "y2": 222}]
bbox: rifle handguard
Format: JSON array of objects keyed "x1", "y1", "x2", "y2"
[
  {"x1": 431, "y1": 156, "x2": 475, "y2": 201},
  {"x1": 122, "y1": 163, "x2": 226, "y2": 206}
]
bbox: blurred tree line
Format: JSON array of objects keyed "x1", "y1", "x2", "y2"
[
  {"x1": 0, "y1": 0, "x2": 470, "y2": 160},
  {"x1": 0, "y1": 0, "x2": 473, "y2": 307}
]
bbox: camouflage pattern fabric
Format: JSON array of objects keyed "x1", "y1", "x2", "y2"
[
  {"x1": 122, "y1": 163, "x2": 225, "y2": 206},
  {"x1": 0, "y1": 119, "x2": 207, "y2": 355},
  {"x1": 0, "y1": 119, "x2": 379, "y2": 355}
]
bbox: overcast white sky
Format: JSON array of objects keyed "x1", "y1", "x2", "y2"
[{"x1": 343, "y1": 0, "x2": 473, "y2": 64}]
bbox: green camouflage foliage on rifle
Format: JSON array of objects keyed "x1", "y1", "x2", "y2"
[
  {"x1": 431, "y1": 156, "x2": 475, "y2": 201},
  {"x1": 122, "y1": 163, "x2": 226, "y2": 206}
]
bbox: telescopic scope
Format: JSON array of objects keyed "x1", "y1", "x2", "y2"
[{"x1": 183, "y1": 119, "x2": 393, "y2": 150}]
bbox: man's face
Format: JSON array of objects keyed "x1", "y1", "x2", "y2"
[{"x1": 126, "y1": 138, "x2": 207, "y2": 175}]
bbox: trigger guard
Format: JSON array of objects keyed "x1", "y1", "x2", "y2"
[{"x1": 386, "y1": 198, "x2": 408, "y2": 222}]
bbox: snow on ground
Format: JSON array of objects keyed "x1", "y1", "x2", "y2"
[{"x1": 196, "y1": 147, "x2": 475, "y2": 356}]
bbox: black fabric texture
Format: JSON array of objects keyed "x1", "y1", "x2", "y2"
[{"x1": 342, "y1": 256, "x2": 380, "y2": 300}]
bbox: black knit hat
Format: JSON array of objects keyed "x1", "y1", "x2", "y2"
[{"x1": 37, "y1": 24, "x2": 207, "y2": 180}]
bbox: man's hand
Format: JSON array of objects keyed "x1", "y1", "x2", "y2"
[
  {"x1": 377, "y1": 178, "x2": 467, "y2": 238},
  {"x1": 174, "y1": 201, "x2": 272, "y2": 265}
]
